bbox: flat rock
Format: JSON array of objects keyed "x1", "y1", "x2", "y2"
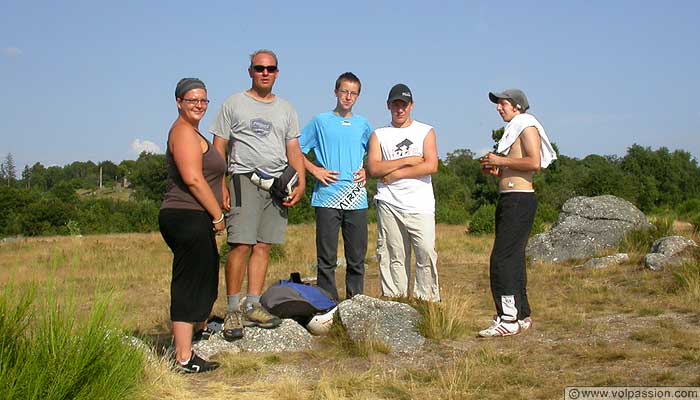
[
  {"x1": 193, "y1": 319, "x2": 313, "y2": 359},
  {"x1": 575, "y1": 253, "x2": 630, "y2": 269}
]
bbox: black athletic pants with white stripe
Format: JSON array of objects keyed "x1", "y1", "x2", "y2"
[{"x1": 489, "y1": 192, "x2": 536, "y2": 322}]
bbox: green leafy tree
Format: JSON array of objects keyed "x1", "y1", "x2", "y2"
[
  {"x1": 0, "y1": 187, "x2": 35, "y2": 235},
  {"x1": 45, "y1": 166, "x2": 65, "y2": 190},
  {"x1": 28, "y1": 163, "x2": 48, "y2": 191},
  {"x1": 129, "y1": 152, "x2": 167, "y2": 202},
  {"x1": 98, "y1": 160, "x2": 120, "y2": 187},
  {"x1": 433, "y1": 161, "x2": 470, "y2": 224},
  {"x1": 21, "y1": 165, "x2": 31, "y2": 189},
  {"x1": 50, "y1": 181, "x2": 79, "y2": 204}
]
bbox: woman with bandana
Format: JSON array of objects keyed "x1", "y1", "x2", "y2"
[{"x1": 159, "y1": 78, "x2": 225, "y2": 373}]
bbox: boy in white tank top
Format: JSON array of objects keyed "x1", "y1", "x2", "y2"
[{"x1": 367, "y1": 84, "x2": 440, "y2": 302}]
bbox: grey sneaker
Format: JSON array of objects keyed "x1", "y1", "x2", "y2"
[
  {"x1": 243, "y1": 302, "x2": 281, "y2": 329},
  {"x1": 223, "y1": 311, "x2": 244, "y2": 342},
  {"x1": 518, "y1": 317, "x2": 532, "y2": 331}
]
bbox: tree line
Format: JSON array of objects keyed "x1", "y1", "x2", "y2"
[{"x1": 1, "y1": 144, "x2": 699, "y2": 238}]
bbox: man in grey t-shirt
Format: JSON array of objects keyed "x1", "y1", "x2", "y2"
[{"x1": 210, "y1": 49, "x2": 306, "y2": 341}]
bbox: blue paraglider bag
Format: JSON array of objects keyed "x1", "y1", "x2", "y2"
[{"x1": 261, "y1": 273, "x2": 337, "y2": 325}]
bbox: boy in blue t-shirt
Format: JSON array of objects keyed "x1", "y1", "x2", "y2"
[{"x1": 299, "y1": 72, "x2": 372, "y2": 300}]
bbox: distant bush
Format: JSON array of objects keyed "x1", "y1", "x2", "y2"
[
  {"x1": 0, "y1": 188, "x2": 160, "y2": 237},
  {"x1": 433, "y1": 170, "x2": 470, "y2": 225},
  {"x1": 532, "y1": 203, "x2": 559, "y2": 235},
  {"x1": 468, "y1": 204, "x2": 496, "y2": 234},
  {"x1": 677, "y1": 199, "x2": 700, "y2": 219},
  {"x1": 20, "y1": 198, "x2": 77, "y2": 236}
]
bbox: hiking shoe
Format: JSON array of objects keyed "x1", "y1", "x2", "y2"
[
  {"x1": 243, "y1": 302, "x2": 281, "y2": 329},
  {"x1": 176, "y1": 352, "x2": 219, "y2": 374},
  {"x1": 518, "y1": 317, "x2": 532, "y2": 331},
  {"x1": 223, "y1": 311, "x2": 244, "y2": 342},
  {"x1": 478, "y1": 319, "x2": 521, "y2": 337}
]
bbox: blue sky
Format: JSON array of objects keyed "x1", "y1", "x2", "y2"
[{"x1": 2, "y1": 0, "x2": 699, "y2": 170}]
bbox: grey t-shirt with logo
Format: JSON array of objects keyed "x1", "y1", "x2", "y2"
[{"x1": 209, "y1": 92, "x2": 300, "y2": 177}]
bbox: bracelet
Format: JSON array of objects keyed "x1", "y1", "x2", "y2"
[{"x1": 212, "y1": 213, "x2": 225, "y2": 224}]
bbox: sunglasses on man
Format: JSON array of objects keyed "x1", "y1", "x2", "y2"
[{"x1": 251, "y1": 65, "x2": 278, "y2": 73}]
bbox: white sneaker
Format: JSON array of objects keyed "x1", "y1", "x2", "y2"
[
  {"x1": 518, "y1": 317, "x2": 532, "y2": 331},
  {"x1": 479, "y1": 319, "x2": 521, "y2": 337}
]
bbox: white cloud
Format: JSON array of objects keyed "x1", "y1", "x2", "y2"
[
  {"x1": 130, "y1": 139, "x2": 162, "y2": 156},
  {"x1": 1, "y1": 47, "x2": 22, "y2": 58}
]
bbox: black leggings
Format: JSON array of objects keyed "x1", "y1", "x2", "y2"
[
  {"x1": 159, "y1": 208, "x2": 219, "y2": 322},
  {"x1": 489, "y1": 193, "x2": 536, "y2": 321}
]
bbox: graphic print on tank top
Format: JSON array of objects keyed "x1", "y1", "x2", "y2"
[{"x1": 394, "y1": 139, "x2": 413, "y2": 157}]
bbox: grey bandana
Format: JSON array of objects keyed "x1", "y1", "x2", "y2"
[{"x1": 175, "y1": 78, "x2": 206, "y2": 99}]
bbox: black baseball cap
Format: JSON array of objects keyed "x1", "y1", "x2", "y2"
[
  {"x1": 387, "y1": 83, "x2": 413, "y2": 103},
  {"x1": 489, "y1": 89, "x2": 529, "y2": 111}
]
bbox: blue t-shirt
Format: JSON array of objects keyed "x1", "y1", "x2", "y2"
[{"x1": 300, "y1": 112, "x2": 372, "y2": 210}]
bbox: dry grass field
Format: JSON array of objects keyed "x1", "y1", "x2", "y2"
[{"x1": 1, "y1": 224, "x2": 699, "y2": 399}]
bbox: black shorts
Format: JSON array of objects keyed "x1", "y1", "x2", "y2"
[{"x1": 159, "y1": 208, "x2": 219, "y2": 322}]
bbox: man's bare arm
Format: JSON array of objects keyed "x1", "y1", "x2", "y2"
[
  {"x1": 283, "y1": 138, "x2": 306, "y2": 207},
  {"x1": 213, "y1": 136, "x2": 231, "y2": 211},
  {"x1": 382, "y1": 130, "x2": 438, "y2": 183},
  {"x1": 367, "y1": 132, "x2": 423, "y2": 178},
  {"x1": 482, "y1": 127, "x2": 541, "y2": 172}
]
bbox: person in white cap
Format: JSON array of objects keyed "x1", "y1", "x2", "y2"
[
  {"x1": 367, "y1": 83, "x2": 440, "y2": 302},
  {"x1": 478, "y1": 88, "x2": 556, "y2": 337}
]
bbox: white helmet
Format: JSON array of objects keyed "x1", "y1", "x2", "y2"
[{"x1": 306, "y1": 307, "x2": 337, "y2": 336}]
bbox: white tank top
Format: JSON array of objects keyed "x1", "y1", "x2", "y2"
[{"x1": 374, "y1": 120, "x2": 435, "y2": 214}]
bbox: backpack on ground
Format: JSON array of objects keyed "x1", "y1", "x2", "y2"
[{"x1": 261, "y1": 273, "x2": 337, "y2": 326}]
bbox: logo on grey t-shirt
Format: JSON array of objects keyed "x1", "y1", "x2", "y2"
[{"x1": 251, "y1": 118, "x2": 273, "y2": 137}]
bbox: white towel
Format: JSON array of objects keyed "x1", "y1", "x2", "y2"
[{"x1": 495, "y1": 113, "x2": 557, "y2": 168}]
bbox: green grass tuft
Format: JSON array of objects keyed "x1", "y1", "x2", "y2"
[
  {"x1": 618, "y1": 216, "x2": 673, "y2": 254},
  {"x1": 673, "y1": 259, "x2": 700, "y2": 302},
  {"x1": 414, "y1": 294, "x2": 471, "y2": 341},
  {"x1": 0, "y1": 286, "x2": 145, "y2": 400}
]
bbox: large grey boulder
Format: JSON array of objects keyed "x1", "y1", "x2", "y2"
[
  {"x1": 527, "y1": 195, "x2": 651, "y2": 263},
  {"x1": 193, "y1": 319, "x2": 313, "y2": 359},
  {"x1": 644, "y1": 236, "x2": 697, "y2": 271},
  {"x1": 337, "y1": 295, "x2": 425, "y2": 353}
]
